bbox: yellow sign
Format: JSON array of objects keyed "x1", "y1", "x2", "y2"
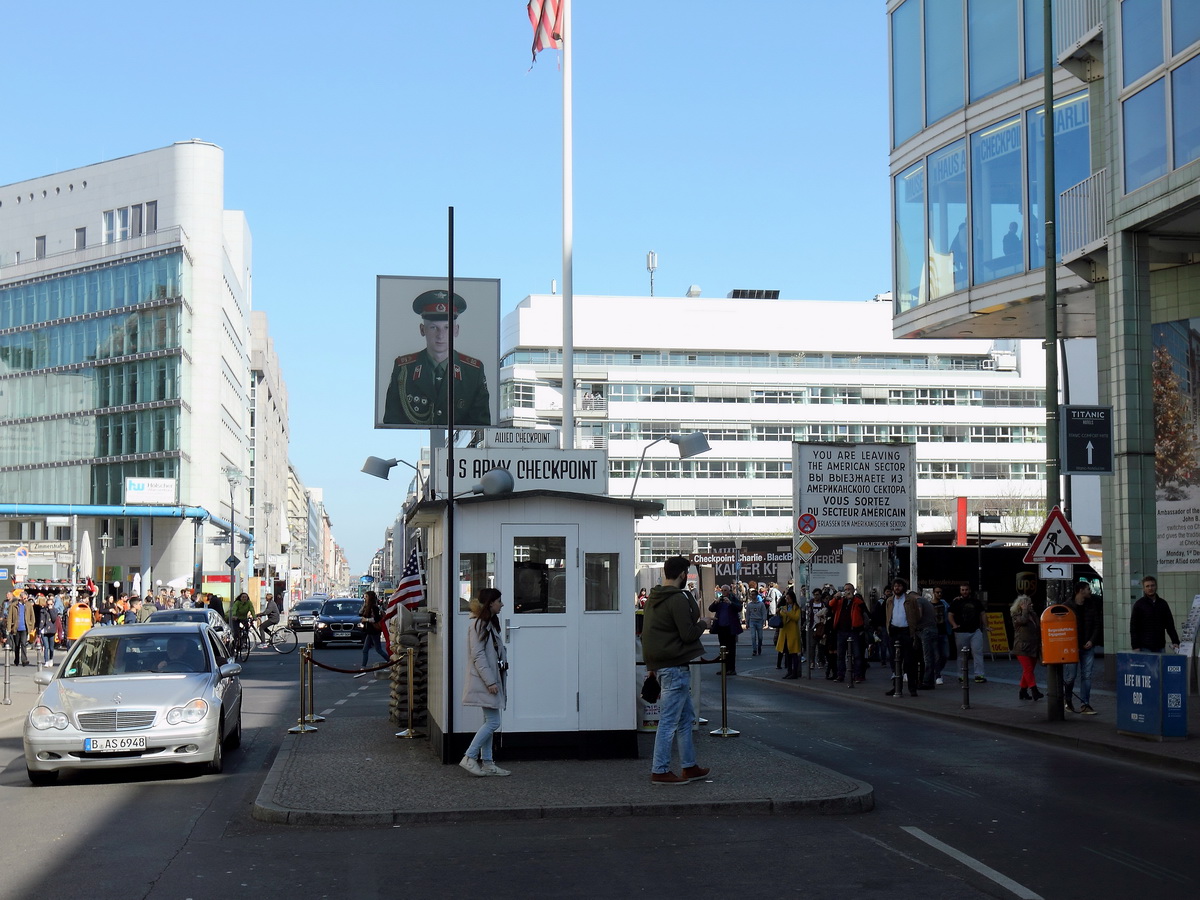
[
  {"x1": 984, "y1": 612, "x2": 1011, "y2": 654},
  {"x1": 795, "y1": 536, "x2": 819, "y2": 559}
]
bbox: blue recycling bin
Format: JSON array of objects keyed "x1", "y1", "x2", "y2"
[{"x1": 1116, "y1": 652, "x2": 1189, "y2": 740}]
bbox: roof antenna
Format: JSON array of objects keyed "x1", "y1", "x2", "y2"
[{"x1": 646, "y1": 251, "x2": 657, "y2": 297}]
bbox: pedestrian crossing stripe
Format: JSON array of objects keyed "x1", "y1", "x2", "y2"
[{"x1": 1023, "y1": 506, "x2": 1089, "y2": 564}]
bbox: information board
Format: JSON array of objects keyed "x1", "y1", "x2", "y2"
[{"x1": 793, "y1": 443, "x2": 914, "y2": 536}]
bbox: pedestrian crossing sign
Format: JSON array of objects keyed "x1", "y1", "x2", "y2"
[{"x1": 1023, "y1": 506, "x2": 1089, "y2": 564}]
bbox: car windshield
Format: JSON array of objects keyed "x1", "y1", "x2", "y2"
[
  {"x1": 322, "y1": 601, "x2": 359, "y2": 616},
  {"x1": 61, "y1": 633, "x2": 211, "y2": 677},
  {"x1": 149, "y1": 610, "x2": 205, "y2": 622},
  {"x1": 296, "y1": 602, "x2": 321, "y2": 612}
]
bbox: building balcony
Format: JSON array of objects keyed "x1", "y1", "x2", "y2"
[
  {"x1": 1055, "y1": 0, "x2": 1104, "y2": 83},
  {"x1": 1060, "y1": 168, "x2": 1110, "y2": 282}
]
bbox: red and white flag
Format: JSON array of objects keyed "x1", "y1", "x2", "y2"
[
  {"x1": 528, "y1": 0, "x2": 563, "y2": 63},
  {"x1": 382, "y1": 546, "x2": 424, "y2": 655}
]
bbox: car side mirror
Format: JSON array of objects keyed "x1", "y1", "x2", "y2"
[
  {"x1": 219, "y1": 662, "x2": 242, "y2": 680},
  {"x1": 33, "y1": 670, "x2": 53, "y2": 687}
]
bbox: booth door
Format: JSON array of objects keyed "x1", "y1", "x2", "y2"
[{"x1": 501, "y1": 525, "x2": 579, "y2": 733}]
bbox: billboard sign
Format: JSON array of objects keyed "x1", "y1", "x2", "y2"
[
  {"x1": 124, "y1": 477, "x2": 178, "y2": 505},
  {"x1": 374, "y1": 275, "x2": 500, "y2": 430},
  {"x1": 431, "y1": 448, "x2": 607, "y2": 495},
  {"x1": 792, "y1": 443, "x2": 915, "y2": 536}
]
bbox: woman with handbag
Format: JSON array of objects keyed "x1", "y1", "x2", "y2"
[
  {"x1": 35, "y1": 595, "x2": 57, "y2": 668},
  {"x1": 461, "y1": 588, "x2": 511, "y2": 777},
  {"x1": 359, "y1": 590, "x2": 389, "y2": 668}
]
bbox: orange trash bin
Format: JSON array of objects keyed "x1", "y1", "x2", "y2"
[
  {"x1": 66, "y1": 601, "x2": 95, "y2": 641},
  {"x1": 1040, "y1": 604, "x2": 1079, "y2": 664}
]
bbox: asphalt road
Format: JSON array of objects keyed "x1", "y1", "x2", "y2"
[{"x1": 1, "y1": 639, "x2": 1197, "y2": 899}]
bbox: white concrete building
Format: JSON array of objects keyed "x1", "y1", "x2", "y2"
[
  {"x1": 500, "y1": 292, "x2": 1050, "y2": 568},
  {"x1": 0, "y1": 141, "x2": 254, "y2": 594}
]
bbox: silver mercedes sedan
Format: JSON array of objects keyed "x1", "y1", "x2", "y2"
[{"x1": 23, "y1": 622, "x2": 243, "y2": 785}]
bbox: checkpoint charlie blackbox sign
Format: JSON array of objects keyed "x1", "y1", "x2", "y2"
[
  {"x1": 432, "y1": 448, "x2": 607, "y2": 495},
  {"x1": 792, "y1": 443, "x2": 915, "y2": 536}
]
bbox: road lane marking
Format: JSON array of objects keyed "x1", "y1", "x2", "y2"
[
  {"x1": 1083, "y1": 845, "x2": 1191, "y2": 884},
  {"x1": 915, "y1": 777, "x2": 979, "y2": 799},
  {"x1": 901, "y1": 826, "x2": 1042, "y2": 900}
]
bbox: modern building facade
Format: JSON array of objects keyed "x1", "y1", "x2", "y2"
[
  {"x1": 886, "y1": 0, "x2": 1200, "y2": 650},
  {"x1": 499, "y1": 292, "x2": 1051, "y2": 575},
  {"x1": 0, "y1": 142, "x2": 257, "y2": 593},
  {"x1": 250, "y1": 310, "x2": 290, "y2": 593}
]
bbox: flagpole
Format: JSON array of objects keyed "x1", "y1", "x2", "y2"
[{"x1": 561, "y1": 0, "x2": 574, "y2": 450}]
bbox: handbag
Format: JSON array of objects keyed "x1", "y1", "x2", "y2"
[
  {"x1": 767, "y1": 614, "x2": 783, "y2": 629},
  {"x1": 640, "y1": 672, "x2": 661, "y2": 703}
]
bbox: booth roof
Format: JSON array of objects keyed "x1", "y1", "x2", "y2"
[{"x1": 406, "y1": 489, "x2": 662, "y2": 527}]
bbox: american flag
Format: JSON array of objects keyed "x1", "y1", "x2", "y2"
[
  {"x1": 382, "y1": 546, "x2": 424, "y2": 654},
  {"x1": 528, "y1": 0, "x2": 562, "y2": 63}
]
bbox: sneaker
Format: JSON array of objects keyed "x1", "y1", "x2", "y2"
[
  {"x1": 1065, "y1": 699, "x2": 1078, "y2": 713},
  {"x1": 650, "y1": 771, "x2": 688, "y2": 786},
  {"x1": 935, "y1": 677, "x2": 944, "y2": 685},
  {"x1": 258, "y1": 643, "x2": 270, "y2": 650},
  {"x1": 459, "y1": 755, "x2": 486, "y2": 777},
  {"x1": 681, "y1": 765, "x2": 711, "y2": 782},
  {"x1": 481, "y1": 761, "x2": 511, "y2": 776},
  {"x1": 974, "y1": 675, "x2": 987, "y2": 683},
  {"x1": 1080, "y1": 704, "x2": 1097, "y2": 715}
]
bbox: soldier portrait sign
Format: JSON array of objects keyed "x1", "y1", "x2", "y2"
[{"x1": 375, "y1": 275, "x2": 500, "y2": 430}]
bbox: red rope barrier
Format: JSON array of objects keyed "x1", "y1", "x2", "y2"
[{"x1": 308, "y1": 654, "x2": 400, "y2": 675}]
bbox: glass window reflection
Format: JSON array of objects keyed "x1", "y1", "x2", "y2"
[
  {"x1": 892, "y1": 0, "x2": 923, "y2": 146},
  {"x1": 969, "y1": 0, "x2": 1019, "y2": 102},
  {"x1": 971, "y1": 117, "x2": 1024, "y2": 284},
  {"x1": 513, "y1": 537, "x2": 566, "y2": 614},
  {"x1": 1025, "y1": 0, "x2": 1045, "y2": 78},
  {"x1": 458, "y1": 552, "x2": 495, "y2": 613},
  {"x1": 1172, "y1": 55, "x2": 1200, "y2": 167},
  {"x1": 1173, "y1": 0, "x2": 1200, "y2": 55},
  {"x1": 925, "y1": 0, "x2": 965, "y2": 124},
  {"x1": 584, "y1": 553, "x2": 619, "y2": 612},
  {"x1": 927, "y1": 140, "x2": 968, "y2": 297},
  {"x1": 894, "y1": 161, "x2": 927, "y2": 312},
  {"x1": 1027, "y1": 91, "x2": 1091, "y2": 265},
  {"x1": 1123, "y1": 78, "x2": 1168, "y2": 190},
  {"x1": 1123, "y1": 0, "x2": 1164, "y2": 85}
]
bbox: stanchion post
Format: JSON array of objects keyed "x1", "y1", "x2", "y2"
[
  {"x1": 892, "y1": 639, "x2": 902, "y2": 699},
  {"x1": 960, "y1": 642, "x2": 972, "y2": 709},
  {"x1": 305, "y1": 646, "x2": 326, "y2": 724},
  {"x1": 846, "y1": 632, "x2": 855, "y2": 689},
  {"x1": 288, "y1": 647, "x2": 318, "y2": 734},
  {"x1": 396, "y1": 645, "x2": 425, "y2": 739},
  {"x1": 709, "y1": 647, "x2": 739, "y2": 737},
  {"x1": 2, "y1": 642, "x2": 11, "y2": 705}
]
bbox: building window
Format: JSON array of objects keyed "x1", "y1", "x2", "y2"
[
  {"x1": 971, "y1": 116, "x2": 1024, "y2": 285},
  {"x1": 75, "y1": 227, "x2": 86, "y2": 250},
  {"x1": 34, "y1": 236, "x2": 46, "y2": 260},
  {"x1": 968, "y1": 0, "x2": 1019, "y2": 102},
  {"x1": 894, "y1": 161, "x2": 927, "y2": 312},
  {"x1": 927, "y1": 140, "x2": 968, "y2": 298},
  {"x1": 1123, "y1": 0, "x2": 1165, "y2": 86},
  {"x1": 925, "y1": 0, "x2": 965, "y2": 125},
  {"x1": 891, "y1": 0, "x2": 923, "y2": 146},
  {"x1": 1173, "y1": 0, "x2": 1200, "y2": 55},
  {"x1": 1171, "y1": 54, "x2": 1200, "y2": 167},
  {"x1": 131, "y1": 204, "x2": 143, "y2": 237},
  {"x1": 1123, "y1": 77, "x2": 1169, "y2": 190},
  {"x1": 1024, "y1": 0, "x2": 1045, "y2": 78},
  {"x1": 145, "y1": 201, "x2": 158, "y2": 233},
  {"x1": 1027, "y1": 91, "x2": 1091, "y2": 263},
  {"x1": 102, "y1": 207, "x2": 134, "y2": 243}
]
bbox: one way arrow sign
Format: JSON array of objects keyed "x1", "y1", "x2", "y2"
[{"x1": 1023, "y1": 506, "x2": 1090, "y2": 564}]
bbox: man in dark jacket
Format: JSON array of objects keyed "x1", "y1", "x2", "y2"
[
  {"x1": 642, "y1": 556, "x2": 711, "y2": 786},
  {"x1": 1064, "y1": 582, "x2": 1101, "y2": 714},
  {"x1": 1130, "y1": 576, "x2": 1180, "y2": 653}
]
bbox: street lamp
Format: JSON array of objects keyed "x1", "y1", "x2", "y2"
[
  {"x1": 629, "y1": 431, "x2": 711, "y2": 499},
  {"x1": 99, "y1": 531, "x2": 112, "y2": 607},
  {"x1": 223, "y1": 466, "x2": 243, "y2": 614},
  {"x1": 362, "y1": 456, "x2": 427, "y2": 501}
]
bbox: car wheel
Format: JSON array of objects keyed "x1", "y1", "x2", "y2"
[
  {"x1": 202, "y1": 722, "x2": 224, "y2": 775},
  {"x1": 27, "y1": 767, "x2": 59, "y2": 786},
  {"x1": 224, "y1": 707, "x2": 242, "y2": 750}
]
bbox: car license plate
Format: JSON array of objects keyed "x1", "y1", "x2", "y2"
[{"x1": 84, "y1": 736, "x2": 148, "y2": 752}]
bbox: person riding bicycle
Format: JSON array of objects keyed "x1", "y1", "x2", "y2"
[
  {"x1": 230, "y1": 592, "x2": 254, "y2": 646},
  {"x1": 256, "y1": 594, "x2": 281, "y2": 649}
]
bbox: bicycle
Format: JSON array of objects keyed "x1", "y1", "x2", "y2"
[{"x1": 232, "y1": 617, "x2": 297, "y2": 661}]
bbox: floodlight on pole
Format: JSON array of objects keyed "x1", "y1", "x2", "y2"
[
  {"x1": 629, "y1": 431, "x2": 711, "y2": 500},
  {"x1": 361, "y1": 456, "x2": 426, "y2": 499}
]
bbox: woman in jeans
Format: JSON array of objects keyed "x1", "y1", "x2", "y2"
[
  {"x1": 460, "y1": 588, "x2": 511, "y2": 777},
  {"x1": 359, "y1": 591, "x2": 389, "y2": 666}
]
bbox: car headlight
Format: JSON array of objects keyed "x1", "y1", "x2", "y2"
[
  {"x1": 29, "y1": 706, "x2": 69, "y2": 730},
  {"x1": 166, "y1": 699, "x2": 209, "y2": 725},
  {"x1": 316, "y1": 621, "x2": 328, "y2": 630}
]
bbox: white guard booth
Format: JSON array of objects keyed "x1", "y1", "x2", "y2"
[{"x1": 412, "y1": 488, "x2": 660, "y2": 762}]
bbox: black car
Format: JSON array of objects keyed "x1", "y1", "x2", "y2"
[
  {"x1": 313, "y1": 598, "x2": 364, "y2": 648},
  {"x1": 287, "y1": 598, "x2": 324, "y2": 632}
]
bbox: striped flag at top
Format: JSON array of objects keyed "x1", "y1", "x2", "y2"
[
  {"x1": 382, "y1": 546, "x2": 424, "y2": 655},
  {"x1": 528, "y1": 0, "x2": 562, "y2": 62}
]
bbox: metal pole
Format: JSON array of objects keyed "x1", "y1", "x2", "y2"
[
  {"x1": 288, "y1": 647, "x2": 317, "y2": 733},
  {"x1": 960, "y1": 642, "x2": 972, "y2": 709},
  {"x1": 229, "y1": 480, "x2": 236, "y2": 614},
  {"x1": 709, "y1": 647, "x2": 739, "y2": 737},
  {"x1": 2, "y1": 643, "x2": 11, "y2": 705},
  {"x1": 1043, "y1": 0, "x2": 1061, "y2": 513},
  {"x1": 444, "y1": 206, "x2": 457, "y2": 763},
  {"x1": 305, "y1": 647, "x2": 326, "y2": 724},
  {"x1": 396, "y1": 645, "x2": 424, "y2": 739}
]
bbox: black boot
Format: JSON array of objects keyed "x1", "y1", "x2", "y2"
[
  {"x1": 1019, "y1": 687, "x2": 1030, "y2": 700},
  {"x1": 1031, "y1": 685, "x2": 1044, "y2": 701}
]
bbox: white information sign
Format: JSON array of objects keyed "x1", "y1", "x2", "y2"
[
  {"x1": 481, "y1": 427, "x2": 561, "y2": 449},
  {"x1": 792, "y1": 443, "x2": 915, "y2": 537},
  {"x1": 432, "y1": 448, "x2": 607, "y2": 495},
  {"x1": 124, "y1": 477, "x2": 178, "y2": 505}
]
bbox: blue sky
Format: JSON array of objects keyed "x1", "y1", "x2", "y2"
[{"x1": 2, "y1": 2, "x2": 891, "y2": 574}]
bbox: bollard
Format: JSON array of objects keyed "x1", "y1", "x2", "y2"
[
  {"x1": 960, "y1": 643, "x2": 972, "y2": 709},
  {"x1": 395, "y1": 646, "x2": 424, "y2": 739},
  {"x1": 304, "y1": 647, "x2": 326, "y2": 724},
  {"x1": 709, "y1": 647, "x2": 740, "y2": 737},
  {"x1": 288, "y1": 647, "x2": 318, "y2": 734},
  {"x1": 846, "y1": 632, "x2": 856, "y2": 689},
  {"x1": 892, "y1": 639, "x2": 903, "y2": 699}
]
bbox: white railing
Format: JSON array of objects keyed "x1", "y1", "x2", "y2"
[
  {"x1": 1060, "y1": 168, "x2": 1109, "y2": 258},
  {"x1": 0, "y1": 226, "x2": 187, "y2": 282},
  {"x1": 1055, "y1": 0, "x2": 1104, "y2": 58}
]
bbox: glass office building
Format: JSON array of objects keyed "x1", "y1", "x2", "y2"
[{"x1": 888, "y1": 0, "x2": 1200, "y2": 650}]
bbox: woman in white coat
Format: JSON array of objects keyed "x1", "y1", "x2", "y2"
[{"x1": 460, "y1": 588, "x2": 511, "y2": 777}]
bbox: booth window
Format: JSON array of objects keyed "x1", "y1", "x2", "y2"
[
  {"x1": 584, "y1": 553, "x2": 619, "y2": 612},
  {"x1": 458, "y1": 552, "x2": 495, "y2": 613},
  {"x1": 512, "y1": 536, "x2": 566, "y2": 614}
]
